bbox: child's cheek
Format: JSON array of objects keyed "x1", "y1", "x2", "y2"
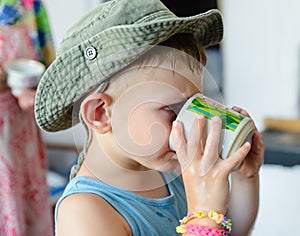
[{"x1": 126, "y1": 110, "x2": 169, "y2": 156}]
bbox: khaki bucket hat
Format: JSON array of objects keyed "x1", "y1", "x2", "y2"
[{"x1": 35, "y1": 0, "x2": 223, "y2": 132}]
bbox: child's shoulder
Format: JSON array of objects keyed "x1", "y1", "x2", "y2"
[{"x1": 57, "y1": 193, "x2": 131, "y2": 235}]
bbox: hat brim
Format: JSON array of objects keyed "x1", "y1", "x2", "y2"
[{"x1": 35, "y1": 9, "x2": 223, "y2": 132}]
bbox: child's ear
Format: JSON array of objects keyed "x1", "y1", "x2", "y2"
[{"x1": 80, "y1": 93, "x2": 112, "y2": 133}]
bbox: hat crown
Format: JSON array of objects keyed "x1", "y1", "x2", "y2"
[{"x1": 57, "y1": 0, "x2": 175, "y2": 57}]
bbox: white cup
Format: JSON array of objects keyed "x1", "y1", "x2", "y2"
[
  {"x1": 4, "y1": 59, "x2": 45, "y2": 96},
  {"x1": 169, "y1": 93, "x2": 255, "y2": 161}
]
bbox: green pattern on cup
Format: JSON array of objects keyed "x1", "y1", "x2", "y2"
[{"x1": 187, "y1": 97, "x2": 244, "y2": 131}]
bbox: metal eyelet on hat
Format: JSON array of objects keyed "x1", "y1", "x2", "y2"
[{"x1": 85, "y1": 46, "x2": 97, "y2": 60}]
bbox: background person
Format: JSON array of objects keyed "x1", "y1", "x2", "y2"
[{"x1": 0, "y1": 0, "x2": 55, "y2": 235}]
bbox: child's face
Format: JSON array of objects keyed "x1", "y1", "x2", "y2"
[{"x1": 107, "y1": 60, "x2": 203, "y2": 172}]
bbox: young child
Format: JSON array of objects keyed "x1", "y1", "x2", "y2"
[{"x1": 34, "y1": 0, "x2": 264, "y2": 235}]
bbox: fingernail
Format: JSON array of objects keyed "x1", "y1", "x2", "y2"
[
  {"x1": 196, "y1": 114, "x2": 204, "y2": 120},
  {"x1": 212, "y1": 116, "x2": 221, "y2": 123},
  {"x1": 244, "y1": 142, "x2": 251, "y2": 148},
  {"x1": 257, "y1": 141, "x2": 264, "y2": 150},
  {"x1": 173, "y1": 120, "x2": 179, "y2": 127}
]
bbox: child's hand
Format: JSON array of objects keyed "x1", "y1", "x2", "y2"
[
  {"x1": 172, "y1": 115, "x2": 251, "y2": 214},
  {"x1": 17, "y1": 88, "x2": 36, "y2": 112},
  {"x1": 231, "y1": 107, "x2": 264, "y2": 178}
]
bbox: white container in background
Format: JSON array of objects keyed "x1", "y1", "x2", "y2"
[{"x1": 4, "y1": 58, "x2": 45, "y2": 96}]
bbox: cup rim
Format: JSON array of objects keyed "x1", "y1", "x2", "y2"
[{"x1": 4, "y1": 58, "x2": 45, "y2": 77}]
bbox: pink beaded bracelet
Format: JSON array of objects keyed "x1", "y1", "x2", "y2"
[
  {"x1": 178, "y1": 224, "x2": 229, "y2": 236},
  {"x1": 176, "y1": 210, "x2": 232, "y2": 234}
]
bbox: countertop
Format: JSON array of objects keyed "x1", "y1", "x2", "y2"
[{"x1": 262, "y1": 130, "x2": 300, "y2": 166}]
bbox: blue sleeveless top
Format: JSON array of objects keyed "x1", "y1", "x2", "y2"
[{"x1": 55, "y1": 172, "x2": 187, "y2": 236}]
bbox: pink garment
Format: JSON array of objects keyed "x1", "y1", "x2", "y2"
[{"x1": 0, "y1": 89, "x2": 53, "y2": 236}]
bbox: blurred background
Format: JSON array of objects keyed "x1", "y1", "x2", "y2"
[{"x1": 41, "y1": 0, "x2": 300, "y2": 235}]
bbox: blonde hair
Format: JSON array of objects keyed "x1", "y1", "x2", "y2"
[{"x1": 132, "y1": 33, "x2": 206, "y2": 72}]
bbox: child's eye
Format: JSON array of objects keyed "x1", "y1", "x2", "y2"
[
  {"x1": 165, "y1": 99, "x2": 187, "y2": 115},
  {"x1": 163, "y1": 106, "x2": 173, "y2": 111},
  {"x1": 162, "y1": 105, "x2": 177, "y2": 121}
]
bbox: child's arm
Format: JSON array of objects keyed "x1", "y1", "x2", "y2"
[
  {"x1": 227, "y1": 108, "x2": 265, "y2": 236},
  {"x1": 228, "y1": 171, "x2": 259, "y2": 236}
]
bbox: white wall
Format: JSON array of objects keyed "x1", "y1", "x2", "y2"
[
  {"x1": 252, "y1": 165, "x2": 300, "y2": 235},
  {"x1": 220, "y1": 0, "x2": 300, "y2": 130},
  {"x1": 43, "y1": 0, "x2": 100, "y2": 47}
]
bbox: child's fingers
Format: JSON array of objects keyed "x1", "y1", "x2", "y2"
[
  {"x1": 200, "y1": 116, "x2": 222, "y2": 175},
  {"x1": 171, "y1": 121, "x2": 187, "y2": 167},
  {"x1": 232, "y1": 106, "x2": 251, "y2": 119},
  {"x1": 219, "y1": 142, "x2": 252, "y2": 176},
  {"x1": 187, "y1": 115, "x2": 206, "y2": 161},
  {"x1": 250, "y1": 131, "x2": 265, "y2": 154}
]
